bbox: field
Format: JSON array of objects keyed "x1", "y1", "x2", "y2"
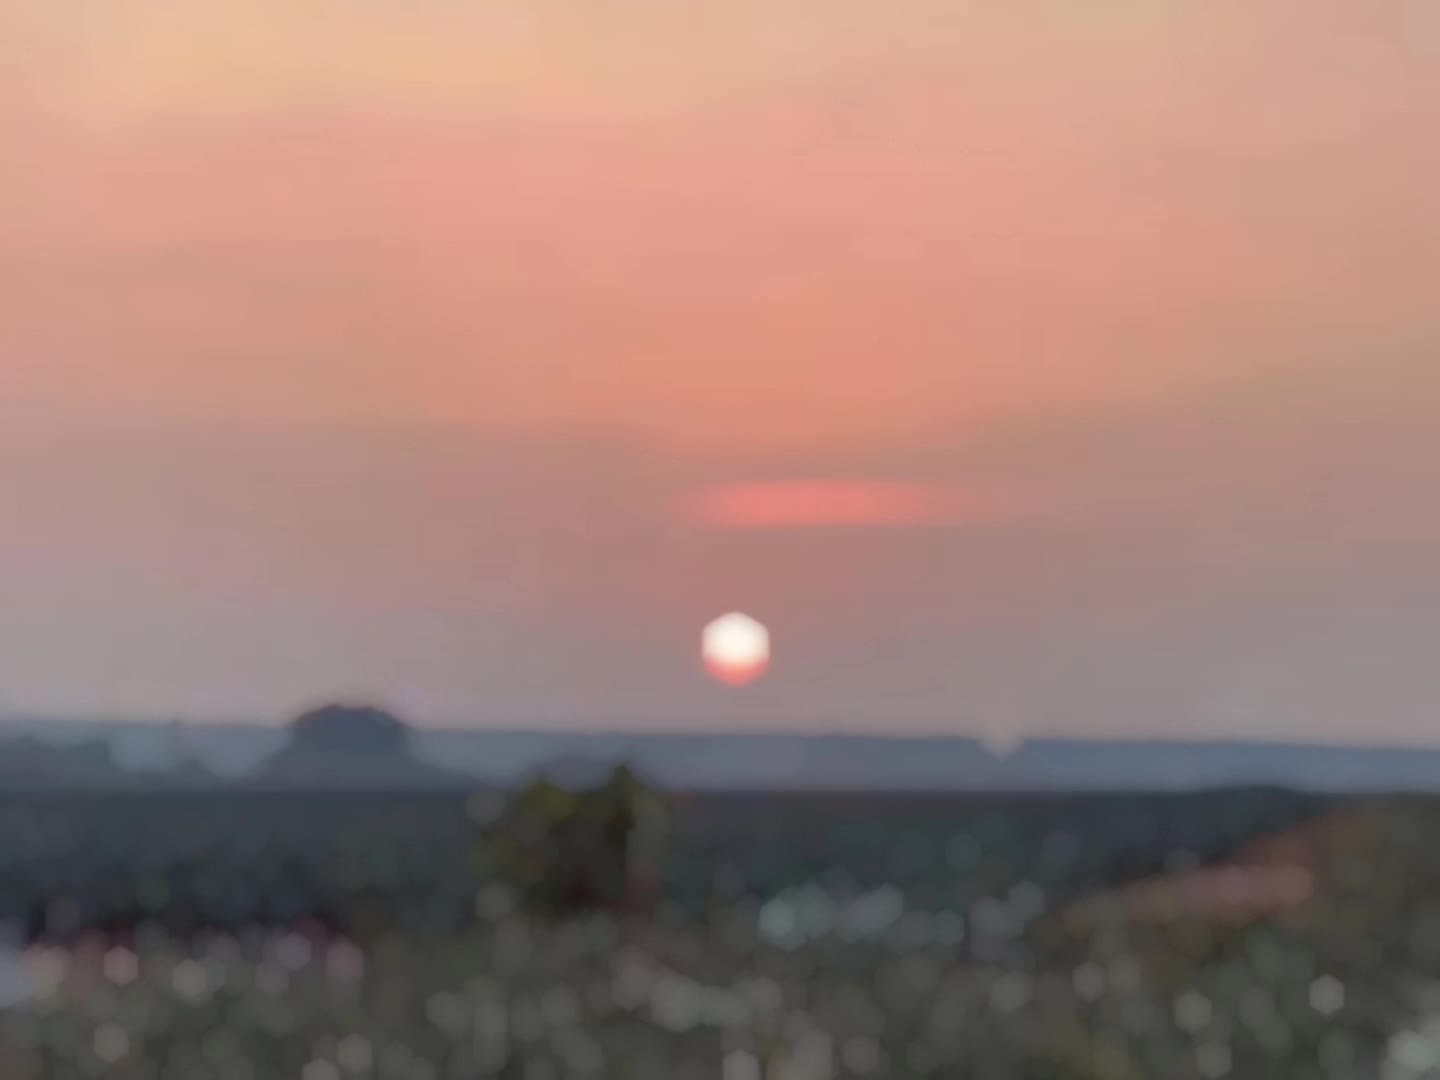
[
  {"x1": 0, "y1": 787, "x2": 1435, "y2": 1078},
  {"x1": 0, "y1": 787, "x2": 1329, "y2": 934}
]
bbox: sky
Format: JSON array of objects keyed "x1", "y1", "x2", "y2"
[{"x1": 2, "y1": 1, "x2": 1439, "y2": 739}]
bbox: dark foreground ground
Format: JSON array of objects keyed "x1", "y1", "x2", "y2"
[
  {"x1": 0, "y1": 786, "x2": 1330, "y2": 934},
  {"x1": 0, "y1": 787, "x2": 1436, "y2": 1078}
]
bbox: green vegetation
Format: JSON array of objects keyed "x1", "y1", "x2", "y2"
[
  {"x1": 3, "y1": 785, "x2": 1430, "y2": 1077},
  {"x1": 479, "y1": 765, "x2": 673, "y2": 914}
]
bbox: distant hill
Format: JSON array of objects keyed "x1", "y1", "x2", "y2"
[
  {"x1": 0, "y1": 733, "x2": 212, "y2": 789},
  {"x1": 0, "y1": 736, "x2": 127, "y2": 788},
  {"x1": 248, "y1": 704, "x2": 473, "y2": 790},
  {"x1": 416, "y1": 731, "x2": 1440, "y2": 793},
  {"x1": 4, "y1": 715, "x2": 1440, "y2": 793}
]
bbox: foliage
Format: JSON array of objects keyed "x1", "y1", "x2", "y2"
[
  {"x1": 287, "y1": 705, "x2": 412, "y2": 755},
  {"x1": 479, "y1": 765, "x2": 674, "y2": 916}
]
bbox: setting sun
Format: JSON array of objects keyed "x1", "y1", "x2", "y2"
[{"x1": 702, "y1": 613, "x2": 770, "y2": 687}]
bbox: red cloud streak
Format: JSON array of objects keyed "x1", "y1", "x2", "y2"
[{"x1": 688, "y1": 480, "x2": 952, "y2": 530}]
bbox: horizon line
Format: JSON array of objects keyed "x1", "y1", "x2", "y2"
[{"x1": 2, "y1": 711, "x2": 1438, "y2": 754}]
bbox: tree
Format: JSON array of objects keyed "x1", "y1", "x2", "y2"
[
  {"x1": 479, "y1": 764, "x2": 672, "y2": 916},
  {"x1": 288, "y1": 704, "x2": 411, "y2": 755},
  {"x1": 256, "y1": 704, "x2": 468, "y2": 789}
]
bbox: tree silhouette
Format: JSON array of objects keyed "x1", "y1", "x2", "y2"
[{"x1": 480, "y1": 764, "x2": 672, "y2": 916}]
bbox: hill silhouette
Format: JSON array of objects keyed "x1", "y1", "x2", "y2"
[
  {"x1": 254, "y1": 704, "x2": 472, "y2": 790},
  {"x1": 0, "y1": 734, "x2": 213, "y2": 789}
]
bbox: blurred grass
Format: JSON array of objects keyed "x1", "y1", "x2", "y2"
[{"x1": 2, "y1": 787, "x2": 1438, "y2": 1077}]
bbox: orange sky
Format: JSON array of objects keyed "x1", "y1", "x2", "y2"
[{"x1": 3, "y1": 1, "x2": 1440, "y2": 736}]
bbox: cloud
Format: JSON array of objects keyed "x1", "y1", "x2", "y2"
[{"x1": 684, "y1": 479, "x2": 1019, "y2": 530}]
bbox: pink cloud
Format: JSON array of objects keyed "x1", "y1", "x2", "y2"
[{"x1": 685, "y1": 479, "x2": 1011, "y2": 530}]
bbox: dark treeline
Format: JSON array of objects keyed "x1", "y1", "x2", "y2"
[{"x1": 0, "y1": 786, "x2": 1331, "y2": 942}]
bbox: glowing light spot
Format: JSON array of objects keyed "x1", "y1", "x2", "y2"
[{"x1": 702, "y1": 613, "x2": 770, "y2": 686}]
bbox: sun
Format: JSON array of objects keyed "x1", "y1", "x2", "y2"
[{"x1": 702, "y1": 613, "x2": 770, "y2": 686}]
